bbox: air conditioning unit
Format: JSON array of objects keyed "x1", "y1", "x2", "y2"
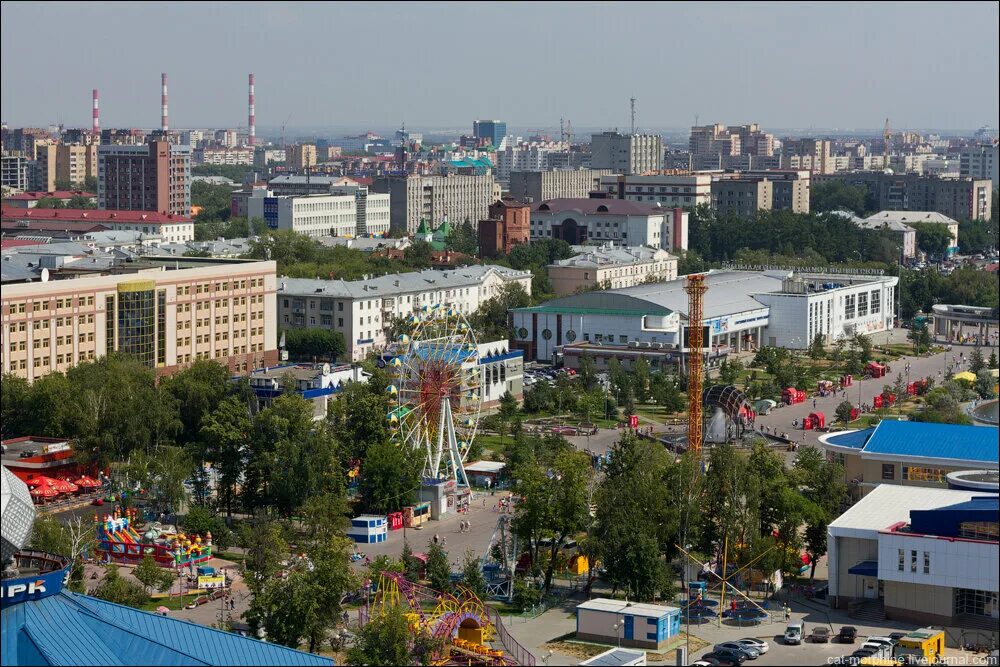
[
  {"x1": 653, "y1": 342, "x2": 664, "y2": 349},
  {"x1": 627, "y1": 340, "x2": 639, "y2": 348},
  {"x1": 639, "y1": 341, "x2": 651, "y2": 349}
]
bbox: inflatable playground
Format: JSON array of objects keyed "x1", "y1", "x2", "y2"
[
  {"x1": 365, "y1": 571, "x2": 525, "y2": 666},
  {"x1": 95, "y1": 507, "x2": 213, "y2": 568}
]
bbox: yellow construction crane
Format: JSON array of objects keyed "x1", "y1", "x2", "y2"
[{"x1": 684, "y1": 274, "x2": 708, "y2": 455}]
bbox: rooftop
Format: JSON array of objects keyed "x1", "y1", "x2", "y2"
[
  {"x1": 552, "y1": 245, "x2": 674, "y2": 269},
  {"x1": 576, "y1": 597, "x2": 679, "y2": 619},
  {"x1": 0, "y1": 590, "x2": 332, "y2": 666},
  {"x1": 863, "y1": 211, "x2": 958, "y2": 226},
  {"x1": 531, "y1": 198, "x2": 668, "y2": 217},
  {"x1": 4, "y1": 191, "x2": 96, "y2": 201},
  {"x1": 822, "y1": 420, "x2": 999, "y2": 465},
  {"x1": 2, "y1": 207, "x2": 193, "y2": 225},
  {"x1": 278, "y1": 265, "x2": 530, "y2": 300},
  {"x1": 828, "y1": 484, "x2": 984, "y2": 538}
]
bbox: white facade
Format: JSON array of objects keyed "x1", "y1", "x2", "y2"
[
  {"x1": 529, "y1": 200, "x2": 689, "y2": 251},
  {"x1": 877, "y1": 531, "x2": 999, "y2": 594},
  {"x1": 278, "y1": 265, "x2": 532, "y2": 361},
  {"x1": 590, "y1": 132, "x2": 663, "y2": 175},
  {"x1": 248, "y1": 189, "x2": 390, "y2": 238},
  {"x1": 960, "y1": 143, "x2": 999, "y2": 189},
  {"x1": 754, "y1": 275, "x2": 898, "y2": 348}
]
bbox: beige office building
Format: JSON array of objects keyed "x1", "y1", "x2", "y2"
[
  {"x1": 549, "y1": 246, "x2": 678, "y2": 296},
  {"x1": 1, "y1": 259, "x2": 278, "y2": 382},
  {"x1": 508, "y1": 169, "x2": 611, "y2": 203},
  {"x1": 288, "y1": 144, "x2": 318, "y2": 170},
  {"x1": 375, "y1": 173, "x2": 502, "y2": 234}
]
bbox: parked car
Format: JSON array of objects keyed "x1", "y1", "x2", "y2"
[
  {"x1": 714, "y1": 642, "x2": 759, "y2": 659},
  {"x1": 701, "y1": 649, "x2": 747, "y2": 665},
  {"x1": 691, "y1": 659, "x2": 724, "y2": 667},
  {"x1": 810, "y1": 627, "x2": 831, "y2": 643},
  {"x1": 736, "y1": 638, "x2": 769, "y2": 654},
  {"x1": 838, "y1": 626, "x2": 858, "y2": 643},
  {"x1": 784, "y1": 621, "x2": 804, "y2": 645}
]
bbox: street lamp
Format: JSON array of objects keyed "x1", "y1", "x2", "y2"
[{"x1": 613, "y1": 620, "x2": 623, "y2": 648}]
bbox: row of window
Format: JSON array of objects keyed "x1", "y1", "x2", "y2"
[
  {"x1": 5, "y1": 349, "x2": 98, "y2": 371},
  {"x1": 881, "y1": 464, "x2": 948, "y2": 483},
  {"x1": 897, "y1": 548, "x2": 931, "y2": 574},
  {"x1": 9, "y1": 295, "x2": 96, "y2": 314}
]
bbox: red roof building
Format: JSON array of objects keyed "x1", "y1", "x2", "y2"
[
  {"x1": 1, "y1": 207, "x2": 194, "y2": 243},
  {"x1": 4, "y1": 191, "x2": 97, "y2": 209}
]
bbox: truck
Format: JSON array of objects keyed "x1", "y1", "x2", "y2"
[{"x1": 894, "y1": 627, "x2": 945, "y2": 664}]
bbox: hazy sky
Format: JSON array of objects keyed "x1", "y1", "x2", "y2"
[{"x1": 2, "y1": 1, "x2": 998, "y2": 133}]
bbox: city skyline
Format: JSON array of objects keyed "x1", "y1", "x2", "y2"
[{"x1": 1, "y1": 1, "x2": 997, "y2": 132}]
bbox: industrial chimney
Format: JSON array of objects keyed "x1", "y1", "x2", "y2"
[
  {"x1": 248, "y1": 73, "x2": 256, "y2": 146},
  {"x1": 92, "y1": 89, "x2": 100, "y2": 135},
  {"x1": 161, "y1": 73, "x2": 169, "y2": 132}
]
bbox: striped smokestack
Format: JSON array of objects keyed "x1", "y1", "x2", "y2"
[
  {"x1": 161, "y1": 72, "x2": 169, "y2": 132},
  {"x1": 248, "y1": 73, "x2": 256, "y2": 146},
  {"x1": 92, "y1": 89, "x2": 100, "y2": 135}
]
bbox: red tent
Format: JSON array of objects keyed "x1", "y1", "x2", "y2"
[
  {"x1": 50, "y1": 478, "x2": 79, "y2": 493},
  {"x1": 30, "y1": 484, "x2": 59, "y2": 499}
]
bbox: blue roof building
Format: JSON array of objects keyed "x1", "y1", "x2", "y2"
[
  {"x1": 818, "y1": 420, "x2": 999, "y2": 499},
  {"x1": 2, "y1": 590, "x2": 333, "y2": 666}
]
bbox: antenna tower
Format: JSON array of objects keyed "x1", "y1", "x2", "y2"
[{"x1": 684, "y1": 274, "x2": 708, "y2": 455}]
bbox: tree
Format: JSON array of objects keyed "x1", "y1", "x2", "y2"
[
  {"x1": 718, "y1": 359, "x2": 742, "y2": 386},
  {"x1": 358, "y1": 438, "x2": 420, "y2": 514},
  {"x1": 327, "y1": 381, "x2": 389, "y2": 461},
  {"x1": 632, "y1": 358, "x2": 651, "y2": 401},
  {"x1": 512, "y1": 449, "x2": 592, "y2": 593},
  {"x1": 988, "y1": 351, "x2": 998, "y2": 370},
  {"x1": 347, "y1": 603, "x2": 441, "y2": 666},
  {"x1": 93, "y1": 565, "x2": 148, "y2": 608},
  {"x1": 471, "y1": 282, "x2": 531, "y2": 340},
  {"x1": 593, "y1": 434, "x2": 673, "y2": 601},
  {"x1": 163, "y1": 359, "x2": 232, "y2": 447},
  {"x1": 425, "y1": 540, "x2": 451, "y2": 591},
  {"x1": 282, "y1": 328, "x2": 346, "y2": 362},
  {"x1": 975, "y1": 370, "x2": 997, "y2": 399},
  {"x1": 182, "y1": 505, "x2": 232, "y2": 549},
  {"x1": 908, "y1": 322, "x2": 931, "y2": 354},
  {"x1": 496, "y1": 391, "x2": 520, "y2": 447},
  {"x1": 134, "y1": 555, "x2": 174, "y2": 594},
  {"x1": 446, "y1": 219, "x2": 480, "y2": 256},
  {"x1": 403, "y1": 239, "x2": 433, "y2": 268},
  {"x1": 809, "y1": 334, "x2": 826, "y2": 360},
  {"x1": 239, "y1": 519, "x2": 289, "y2": 599},
  {"x1": 460, "y1": 550, "x2": 487, "y2": 599},
  {"x1": 0, "y1": 372, "x2": 31, "y2": 440},
  {"x1": 810, "y1": 181, "x2": 869, "y2": 215},
  {"x1": 909, "y1": 222, "x2": 954, "y2": 257},
  {"x1": 969, "y1": 348, "x2": 986, "y2": 374},
  {"x1": 401, "y1": 539, "x2": 422, "y2": 582},
  {"x1": 835, "y1": 400, "x2": 854, "y2": 424},
  {"x1": 200, "y1": 395, "x2": 252, "y2": 518},
  {"x1": 250, "y1": 569, "x2": 321, "y2": 649}
]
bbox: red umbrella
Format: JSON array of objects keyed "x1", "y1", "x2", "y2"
[
  {"x1": 50, "y1": 478, "x2": 79, "y2": 493},
  {"x1": 75, "y1": 476, "x2": 102, "y2": 488},
  {"x1": 30, "y1": 484, "x2": 59, "y2": 499}
]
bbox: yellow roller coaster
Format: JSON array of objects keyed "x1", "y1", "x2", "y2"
[{"x1": 368, "y1": 572, "x2": 517, "y2": 666}]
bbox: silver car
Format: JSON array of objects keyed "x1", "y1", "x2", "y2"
[
  {"x1": 737, "y1": 638, "x2": 769, "y2": 654},
  {"x1": 714, "y1": 641, "x2": 760, "y2": 659}
]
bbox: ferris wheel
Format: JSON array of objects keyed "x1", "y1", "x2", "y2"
[{"x1": 386, "y1": 305, "x2": 482, "y2": 487}]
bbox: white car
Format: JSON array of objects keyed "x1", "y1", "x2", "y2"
[{"x1": 737, "y1": 638, "x2": 769, "y2": 654}]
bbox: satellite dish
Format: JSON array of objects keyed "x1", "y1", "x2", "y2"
[
  {"x1": 40, "y1": 267, "x2": 49, "y2": 282},
  {"x1": 322, "y1": 363, "x2": 331, "y2": 375}
]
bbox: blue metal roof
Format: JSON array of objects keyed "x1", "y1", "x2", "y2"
[
  {"x1": 909, "y1": 495, "x2": 999, "y2": 537},
  {"x1": 825, "y1": 427, "x2": 874, "y2": 449},
  {"x1": 2, "y1": 591, "x2": 333, "y2": 666},
  {"x1": 861, "y1": 420, "x2": 999, "y2": 463}
]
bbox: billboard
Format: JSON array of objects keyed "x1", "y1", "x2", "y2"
[
  {"x1": 197, "y1": 575, "x2": 226, "y2": 590},
  {"x1": 681, "y1": 325, "x2": 711, "y2": 349}
]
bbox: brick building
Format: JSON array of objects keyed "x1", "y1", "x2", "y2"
[{"x1": 478, "y1": 198, "x2": 530, "y2": 257}]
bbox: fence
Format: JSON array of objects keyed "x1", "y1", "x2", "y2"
[{"x1": 486, "y1": 605, "x2": 536, "y2": 666}]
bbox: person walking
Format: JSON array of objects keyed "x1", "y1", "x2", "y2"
[{"x1": 784, "y1": 606, "x2": 791, "y2": 621}]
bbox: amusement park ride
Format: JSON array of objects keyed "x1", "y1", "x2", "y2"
[
  {"x1": 386, "y1": 305, "x2": 483, "y2": 488},
  {"x1": 366, "y1": 572, "x2": 523, "y2": 666}
]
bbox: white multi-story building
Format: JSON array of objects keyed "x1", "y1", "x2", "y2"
[
  {"x1": 1, "y1": 155, "x2": 31, "y2": 193},
  {"x1": 599, "y1": 174, "x2": 714, "y2": 209},
  {"x1": 248, "y1": 188, "x2": 390, "y2": 238},
  {"x1": 862, "y1": 211, "x2": 959, "y2": 256},
  {"x1": 194, "y1": 147, "x2": 254, "y2": 166},
  {"x1": 529, "y1": 198, "x2": 688, "y2": 251},
  {"x1": 828, "y1": 484, "x2": 998, "y2": 629},
  {"x1": 492, "y1": 141, "x2": 570, "y2": 180},
  {"x1": 960, "y1": 142, "x2": 999, "y2": 189},
  {"x1": 277, "y1": 265, "x2": 532, "y2": 360},
  {"x1": 590, "y1": 132, "x2": 663, "y2": 175}
]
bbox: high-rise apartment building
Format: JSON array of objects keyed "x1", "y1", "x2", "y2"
[
  {"x1": 56, "y1": 144, "x2": 99, "y2": 187},
  {"x1": 816, "y1": 172, "x2": 993, "y2": 221},
  {"x1": 473, "y1": 120, "x2": 507, "y2": 148},
  {"x1": 288, "y1": 143, "x2": 318, "y2": 170},
  {"x1": 689, "y1": 123, "x2": 775, "y2": 170},
  {"x1": 97, "y1": 140, "x2": 191, "y2": 216},
  {"x1": 590, "y1": 132, "x2": 663, "y2": 175},
  {"x1": 959, "y1": 143, "x2": 999, "y2": 189},
  {"x1": 711, "y1": 178, "x2": 773, "y2": 218},
  {"x1": 373, "y1": 173, "x2": 502, "y2": 234},
  {"x1": 32, "y1": 143, "x2": 58, "y2": 192},
  {"x1": 1, "y1": 155, "x2": 31, "y2": 192},
  {"x1": 508, "y1": 169, "x2": 612, "y2": 203},
  {"x1": 782, "y1": 138, "x2": 833, "y2": 174},
  {"x1": 1, "y1": 258, "x2": 277, "y2": 382}
]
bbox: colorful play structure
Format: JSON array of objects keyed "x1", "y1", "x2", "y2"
[
  {"x1": 94, "y1": 507, "x2": 213, "y2": 568},
  {"x1": 366, "y1": 571, "x2": 520, "y2": 666}
]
